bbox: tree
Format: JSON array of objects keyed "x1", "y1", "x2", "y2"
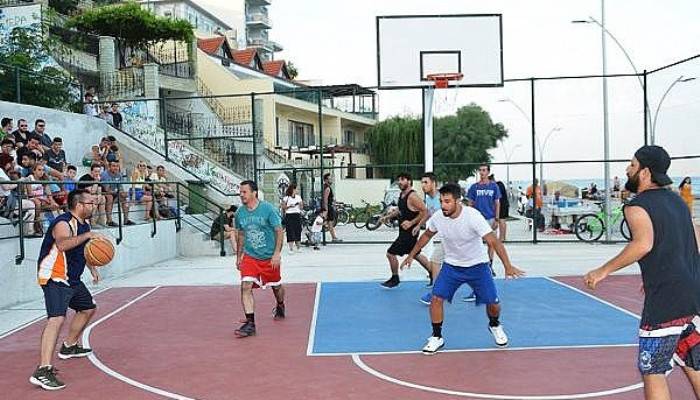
[
  {"x1": 365, "y1": 103, "x2": 507, "y2": 181},
  {"x1": 66, "y1": 2, "x2": 194, "y2": 67},
  {"x1": 0, "y1": 27, "x2": 78, "y2": 111}
]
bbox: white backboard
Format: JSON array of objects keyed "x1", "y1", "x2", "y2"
[{"x1": 376, "y1": 14, "x2": 504, "y2": 89}]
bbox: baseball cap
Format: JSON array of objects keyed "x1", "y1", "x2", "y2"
[{"x1": 634, "y1": 145, "x2": 672, "y2": 186}]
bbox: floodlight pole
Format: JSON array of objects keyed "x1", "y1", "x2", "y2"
[
  {"x1": 601, "y1": 0, "x2": 612, "y2": 242},
  {"x1": 423, "y1": 87, "x2": 435, "y2": 172}
]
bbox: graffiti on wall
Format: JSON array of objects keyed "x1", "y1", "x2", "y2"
[{"x1": 0, "y1": 4, "x2": 41, "y2": 47}]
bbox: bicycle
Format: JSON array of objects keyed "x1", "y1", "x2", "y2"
[
  {"x1": 574, "y1": 201, "x2": 631, "y2": 242},
  {"x1": 366, "y1": 201, "x2": 398, "y2": 231},
  {"x1": 352, "y1": 199, "x2": 374, "y2": 229},
  {"x1": 334, "y1": 201, "x2": 352, "y2": 226}
]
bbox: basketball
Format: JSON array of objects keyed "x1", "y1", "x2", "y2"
[{"x1": 84, "y1": 238, "x2": 115, "y2": 267}]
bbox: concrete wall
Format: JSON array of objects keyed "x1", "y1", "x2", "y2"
[
  {"x1": 0, "y1": 221, "x2": 178, "y2": 310},
  {"x1": 334, "y1": 178, "x2": 392, "y2": 207}
]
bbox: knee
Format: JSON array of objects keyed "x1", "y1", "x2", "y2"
[
  {"x1": 47, "y1": 316, "x2": 65, "y2": 327},
  {"x1": 431, "y1": 296, "x2": 443, "y2": 305},
  {"x1": 241, "y1": 283, "x2": 253, "y2": 294},
  {"x1": 82, "y1": 308, "x2": 97, "y2": 317}
]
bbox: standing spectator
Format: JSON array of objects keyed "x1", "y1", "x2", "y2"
[
  {"x1": 101, "y1": 160, "x2": 131, "y2": 226},
  {"x1": 44, "y1": 137, "x2": 67, "y2": 173},
  {"x1": 210, "y1": 205, "x2": 238, "y2": 254},
  {"x1": 98, "y1": 105, "x2": 114, "y2": 126},
  {"x1": 321, "y1": 173, "x2": 341, "y2": 242},
  {"x1": 31, "y1": 119, "x2": 52, "y2": 152},
  {"x1": 679, "y1": 177, "x2": 694, "y2": 217},
  {"x1": 1, "y1": 117, "x2": 12, "y2": 140},
  {"x1": 109, "y1": 103, "x2": 123, "y2": 129},
  {"x1": 13, "y1": 119, "x2": 31, "y2": 147},
  {"x1": 130, "y1": 161, "x2": 157, "y2": 221},
  {"x1": 281, "y1": 183, "x2": 303, "y2": 253},
  {"x1": 491, "y1": 174, "x2": 510, "y2": 242},
  {"x1": 526, "y1": 179, "x2": 545, "y2": 232},
  {"x1": 467, "y1": 164, "x2": 501, "y2": 264},
  {"x1": 83, "y1": 93, "x2": 98, "y2": 116},
  {"x1": 310, "y1": 212, "x2": 324, "y2": 251}
]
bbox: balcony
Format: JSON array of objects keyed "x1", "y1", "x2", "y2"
[
  {"x1": 246, "y1": 0, "x2": 271, "y2": 5},
  {"x1": 246, "y1": 12, "x2": 271, "y2": 28},
  {"x1": 247, "y1": 37, "x2": 283, "y2": 52}
]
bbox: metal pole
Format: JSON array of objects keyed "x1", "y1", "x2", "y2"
[
  {"x1": 162, "y1": 99, "x2": 169, "y2": 160},
  {"x1": 175, "y1": 184, "x2": 182, "y2": 231},
  {"x1": 423, "y1": 87, "x2": 435, "y2": 172},
  {"x1": 318, "y1": 89, "x2": 326, "y2": 246},
  {"x1": 15, "y1": 183, "x2": 25, "y2": 265},
  {"x1": 116, "y1": 186, "x2": 123, "y2": 245},
  {"x1": 601, "y1": 0, "x2": 612, "y2": 242},
  {"x1": 218, "y1": 207, "x2": 226, "y2": 256},
  {"x1": 530, "y1": 78, "x2": 538, "y2": 244},
  {"x1": 643, "y1": 70, "x2": 649, "y2": 146},
  {"x1": 150, "y1": 184, "x2": 157, "y2": 238},
  {"x1": 251, "y1": 93, "x2": 258, "y2": 186}
]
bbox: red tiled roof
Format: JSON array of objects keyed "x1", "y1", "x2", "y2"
[
  {"x1": 263, "y1": 60, "x2": 286, "y2": 77},
  {"x1": 232, "y1": 48, "x2": 258, "y2": 67},
  {"x1": 197, "y1": 37, "x2": 226, "y2": 55}
]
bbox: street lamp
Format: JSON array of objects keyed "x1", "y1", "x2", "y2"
[
  {"x1": 651, "y1": 76, "x2": 695, "y2": 144},
  {"x1": 539, "y1": 127, "x2": 562, "y2": 189},
  {"x1": 501, "y1": 143, "x2": 523, "y2": 200}
]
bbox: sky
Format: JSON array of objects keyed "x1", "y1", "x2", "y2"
[{"x1": 195, "y1": 0, "x2": 700, "y2": 182}]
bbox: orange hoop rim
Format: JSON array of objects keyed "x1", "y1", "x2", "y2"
[{"x1": 426, "y1": 72, "x2": 464, "y2": 88}]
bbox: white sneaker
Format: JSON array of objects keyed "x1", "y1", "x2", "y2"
[
  {"x1": 488, "y1": 324, "x2": 509, "y2": 347},
  {"x1": 422, "y1": 336, "x2": 444, "y2": 355}
]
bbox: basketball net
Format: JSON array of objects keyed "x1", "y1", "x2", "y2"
[{"x1": 426, "y1": 73, "x2": 462, "y2": 117}]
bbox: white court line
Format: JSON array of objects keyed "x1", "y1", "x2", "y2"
[
  {"x1": 309, "y1": 343, "x2": 638, "y2": 357},
  {"x1": 543, "y1": 277, "x2": 642, "y2": 320},
  {"x1": 0, "y1": 286, "x2": 111, "y2": 340},
  {"x1": 306, "y1": 282, "x2": 321, "y2": 356},
  {"x1": 82, "y1": 286, "x2": 198, "y2": 400},
  {"x1": 352, "y1": 354, "x2": 644, "y2": 400}
]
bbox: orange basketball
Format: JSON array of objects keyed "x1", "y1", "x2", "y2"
[{"x1": 84, "y1": 238, "x2": 115, "y2": 267}]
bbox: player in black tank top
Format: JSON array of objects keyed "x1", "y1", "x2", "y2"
[
  {"x1": 381, "y1": 173, "x2": 432, "y2": 289},
  {"x1": 584, "y1": 146, "x2": 700, "y2": 397}
]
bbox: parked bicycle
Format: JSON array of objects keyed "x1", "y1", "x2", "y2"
[{"x1": 574, "y1": 201, "x2": 631, "y2": 242}]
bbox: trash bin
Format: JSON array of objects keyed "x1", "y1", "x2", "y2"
[{"x1": 186, "y1": 180, "x2": 207, "y2": 214}]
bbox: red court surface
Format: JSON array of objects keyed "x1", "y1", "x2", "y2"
[{"x1": 1, "y1": 275, "x2": 697, "y2": 400}]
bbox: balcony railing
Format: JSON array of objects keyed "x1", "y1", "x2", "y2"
[
  {"x1": 159, "y1": 61, "x2": 194, "y2": 79},
  {"x1": 246, "y1": 13, "x2": 271, "y2": 27}
]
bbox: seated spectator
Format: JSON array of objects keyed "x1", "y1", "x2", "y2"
[
  {"x1": 1, "y1": 117, "x2": 12, "y2": 140},
  {"x1": 83, "y1": 93, "x2": 98, "y2": 116},
  {"x1": 110, "y1": 103, "x2": 123, "y2": 129},
  {"x1": 78, "y1": 164, "x2": 107, "y2": 226},
  {"x1": 25, "y1": 163, "x2": 60, "y2": 235},
  {"x1": 63, "y1": 165, "x2": 77, "y2": 192},
  {"x1": 31, "y1": 119, "x2": 52, "y2": 152},
  {"x1": 23, "y1": 135, "x2": 45, "y2": 160},
  {"x1": 12, "y1": 119, "x2": 31, "y2": 148},
  {"x1": 130, "y1": 161, "x2": 158, "y2": 221},
  {"x1": 0, "y1": 161, "x2": 38, "y2": 237},
  {"x1": 210, "y1": 205, "x2": 237, "y2": 253},
  {"x1": 19, "y1": 151, "x2": 62, "y2": 180},
  {"x1": 1, "y1": 138, "x2": 15, "y2": 159},
  {"x1": 101, "y1": 160, "x2": 131, "y2": 226},
  {"x1": 83, "y1": 144, "x2": 103, "y2": 167},
  {"x1": 44, "y1": 137, "x2": 66, "y2": 172}
]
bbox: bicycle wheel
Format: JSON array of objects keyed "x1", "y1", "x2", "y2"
[
  {"x1": 366, "y1": 214, "x2": 382, "y2": 231},
  {"x1": 336, "y1": 208, "x2": 350, "y2": 226},
  {"x1": 574, "y1": 213, "x2": 605, "y2": 242},
  {"x1": 620, "y1": 218, "x2": 631, "y2": 241},
  {"x1": 353, "y1": 211, "x2": 369, "y2": 229}
]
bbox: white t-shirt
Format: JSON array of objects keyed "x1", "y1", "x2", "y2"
[
  {"x1": 427, "y1": 205, "x2": 492, "y2": 268},
  {"x1": 311, "y1": 216, "x2": 324, "y2": 233},
  {"x1": 283, "y1": 195, "x2": 302, "y2": 214},
  {"x1": 0, "y1": 168, "x2": 13, "y2": 196}
]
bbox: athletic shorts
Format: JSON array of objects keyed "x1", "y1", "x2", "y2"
[
  {"x1": 239, "y1": 254, "x2": 282, "y2": 289},
  {"x1": 387, "y1": 231, "x2": 419, "y2": 256},
  {"x1": 430, "y1": 242, "x2": 445, "y2": 264},
  {"x1": 41, "y1": 280, "x2": 96, "y2": 318},
  {"x1": 499, "y1": 205, "x2": 509, "y2": 219},
  {"x1": 432, "y1": 262, "x2": 499, "y2": 304},
  {"x1": 638, "y1": 315, "x2": 700, "y2": 375},
  {"x1": 129, "y1": 188, "x2": 145, "y2": 202}
]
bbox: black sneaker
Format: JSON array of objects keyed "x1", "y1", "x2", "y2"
[
  {"x1": 107, "y1": 221, "x2": 118, "y2": 227},
  {"x1": 29, "y1": 366, "x2": 65, "y2": 391},
  {"x1": 234, "y1": 321, "x2": 256, "y2": 338},
  {"x1": 58, "y1": 342, "x2": 92, "y2": 360},
  {"x1": 124, "y1": 220, "x2": 135, "y2": 226},
  {"x1": 381, "y1": 276, "x2": 400, "y2": 289},
  {"x1": 273, "y1": 305, "x2": 286, "y2": 320}
]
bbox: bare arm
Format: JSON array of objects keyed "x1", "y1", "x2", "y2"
[
  {"x1": 693, "y1": 221, "x2": 699, "y2": 253},
  {"x1": 494, "y1": 199, "x2": 500, "y2": 220},
  {"x1": 584, "y1": 206, "x2": 653, "y2": 289},
  {"x1": 270, "y1": 226, "x2": 284, "y2": 269},
  {"x1": 53, "y1": 221, "x2": 95, "y2": 252},
  {"x1": 402, "y1": 229, "x2": 436, "y2": 269},
  {"x1": 322, "y1": 188, "x2": 330, "y2": 210},
  {"x1": 236, "y1": 230, "x2": 245, "y2": 267}
]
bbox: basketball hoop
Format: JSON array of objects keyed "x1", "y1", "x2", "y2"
[{"x1": 426, "y1": 72, "x2": 464, "y2": 89}]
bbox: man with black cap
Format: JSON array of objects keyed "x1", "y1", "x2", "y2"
[{"x1": 584, "y1": 145, "x2": 700, "y2": 400}]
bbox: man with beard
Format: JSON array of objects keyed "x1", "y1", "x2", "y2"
[
  {"x1": 584, "y1": 146, "x2": 700, "y2": 400},
  {"x1": 380, "y1": 172, "x2": 431, "y2": 289},
  {"x1": 30, "y1": 189, "x2": 104, "y2": 390},
  {"x1": 234, "y1": 180, "x2": 286, "y2": 338},
  {"x1": 402, "y1": 183, "x2": 525, "y2": 354}
]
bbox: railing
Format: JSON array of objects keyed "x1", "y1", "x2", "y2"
[
  {"x1": 100, "y1": 68, "x2": 145, "y2": 99},
  {"x1": 246, "y1": 13, "x2": 271, "y2": 26},
  {"x1": 196, "y1": 77, "x2": 253, "y2": 124},
  {"x1": 159, "y1": 61, "x2": 194, "y2": 79},
  {"x1": 0, "y1": 180, "x2": 230, "y2": 264}
]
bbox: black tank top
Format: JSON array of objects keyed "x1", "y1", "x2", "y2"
[
  {"x1": 398, "y1": 189, "x2": 419, "y2": 233},
  {"x1": 324, "y1": 184, "x2": 334, "y2": 209},
  {"x1": 629, "y1": 188, "x2": 700, "y2": 326}
]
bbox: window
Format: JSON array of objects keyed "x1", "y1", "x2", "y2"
[
  {"x1": 343, "y1": 130, "x2": 356, "y2": 147},
  {"x1": 289, "y1": 120, "x2": 314, "y2": 148}
]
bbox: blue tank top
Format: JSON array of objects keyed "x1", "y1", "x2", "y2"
[{"x1": 37, "y1": 212, "x2": 91, "y2": 286}]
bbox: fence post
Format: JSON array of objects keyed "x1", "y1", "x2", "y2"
[
  {"x1": 318, "y1": 89, "x2": 326, "y2": 246},
  {"x1": 251, "y1": 93, "x2": 258, "y2": 186},
  {"x1": 643, "y1": 70, "x2": 649, "y2": 146},
  {"x1": 15, "y1": 66, "x2": 21, "y2": 103},
  {"x1": 175, "y1": 184, "x2": 182, "y2": 232},
  {"x1": 218, "y1": 207, "x2": 226, "y2": 257},
  {"x1": 15, "y1": 184, "x2": 25, "y2": 265},
  {"x1": 162, "y1": 98, "x2": 169, "y2": 160},
  {"x1": 530, "y1": 78, "x2": 538, "y2": 244},
  {"x1": 151, "y1": 183, "x2": 157, "y2": 238},
  {"x1": 116, "y1": 185, "x2": 123, "y2": 245}
]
